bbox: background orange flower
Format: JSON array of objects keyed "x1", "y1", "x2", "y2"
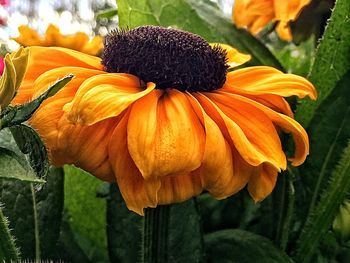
[
  {"x1": 12, "y1": 24, "x2": 103, "y2": 55},
  {"x1": 233, "y1": 0, "x2": 312, "y2": 41}
]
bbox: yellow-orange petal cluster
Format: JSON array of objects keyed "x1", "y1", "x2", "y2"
[
  {"x1": 233, "y1": 0, "x2": 311, "y2": 41},
  {"x1": 13, "y1": 45, "x2": 316, "y2": 215},
  {"x1": 12, "y1": 24, "x2": 103, "y2": 55}
]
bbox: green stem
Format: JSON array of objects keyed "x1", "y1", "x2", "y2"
[
  {"x1": 280, "y1": 169, "x2": 295, "y2": 251},
  {"x1": 275, "y1": 173, "x2": 286, "y2": 244},
  {"x1": 0, "y1": 204, "x2": 20, "y2": 261},
  {"x1": 142, "y1": 205, "x2": 170, "y2": 263},
  {"x1": 30, "y1": 183, "x2": 40, "y2": 261}
]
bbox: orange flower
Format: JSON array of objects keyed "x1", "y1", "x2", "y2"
[
  {"x1": 12, "y1": 24, "x2": 103, "y2": 55},
  {"x1": 13, "y1": 26, "x2": 316, "y2": 215},
  {"x1": 233, "y1": 0, "x2": 311, "y2": 41}
]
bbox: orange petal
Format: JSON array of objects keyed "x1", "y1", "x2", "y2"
[
  {"x1": 108, "y1": 111, "x2": 160, "y2": 215},
  {"x1": 275, "y1": 21, "x2": 292, "y2": 41},
  {"x1": 224, "y1": 66, "x2": 317, "y2": 99},
  {"x1": 27, "y1": 46, "x2": 103, "y2": 72},
  {"x1": 244, "y1": 93, "x2": 293, "y2": 117},
  {"x1": 64, "y1": 74, "x2": 154, "y2": 125},
  {"x1": 32, "y1": 67, "x2": 105, "y2": 99},
  {"x1": 58, "y1": 32, "x2": 89, "y2": 51},
  {"x1": 29, "y1": 97, "x2": 71, "y2": 165},
  {"x1": 274, "y1": 0, "x2": 311, "y2": 21},
  {"x1": 248, "y1": 163, "x2": 278, "y2": 202},
  {"x1": 207, "y1": 91, "x2": 287, "y2": 170},
  {"x1": 188, "y1": 94, "x2": 251, "y2": 198},
  {"x1": 55, "y1": 118, "x2": 116, "y2": 182},
  {"x1": 26, "y1": 66, "x2": 104, "y2": 148},
  {"x1": 44, "y1": 24, "x2": 62, "y2": 46},
  {"x1": 219, "y1": 91, "x2": 309, "y2": 166},
  {"x1": 195, "y1": 92, "x2": 286, "y2": 170},
  {"x1": 233, "y1": 0, "x2": 274, "y2": 34},
  {"x1": 81, "y1": 36, "x2": 103, "y2": 56},
  {"x1": 210, "y1": 43, "x2": 251, "y2": 68},
  {"x1": 157, "y1": 170, "x2": 203, "y2": 205},
  {"x1": 127, "y1": 89, "x2": 205, "y2": 180},
  {"x1": 12, "y1": 46, "x2": 103, "y2": 105},
  {"x1": 249, "y1": 14, "x2": 274, "y2": 35},
  {"x1": 12, "y1": 25, "x2": 43, "y2": 46}
]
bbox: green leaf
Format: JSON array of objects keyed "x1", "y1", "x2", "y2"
[
  {"x1": 97, "y1": 8, "x2": 118, "y2": 19},
  {"x1": 0, "y1": 205, "x2": 20, "y2": 261},
  {"x1": 0, "y1": 128, "x2": 44, "y2": 183},
  {"x1": 10, "y1": 125, "x2": 49, "y2": 179},
  {"x1": 117, "y1": 0, "x2": 283, "y2": 69},
  {"x1": 295, "y1": 0, "x2": 350, "y2": 126},
  {"x1": 205, "y1": 229, "x2": 292, "y2": 263},
  {"x1": 0, "y1": 167, "x2": 64, "y2": 259},
  {"x1": 295, "y1": 140, "x2": 350, "y2": 263},
  {"x1": 0, "y1": 74, "x2": 73, "y2": 129},
  {"x1": 63, "y1": 165, "x2": 108, "y2": 262},
  {"x1": 0, "y1": 147, "x2": 45, "y2": 183},
  {"x1": 299, "y1": 70, "x2": 350, "y2": 219},
  {"x1": 56, "y1": 216, "x2": 92, "y2": 263},
  {"x1": 36, "y1": 167, "x2": 64, "y2": 258},
  {"x1": 166, "y1": 199, "x2": 204, "y2": 261}
]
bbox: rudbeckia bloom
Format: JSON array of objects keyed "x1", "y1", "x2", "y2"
[
  {"x1": 13, "y1": 26, "x2": 316, "y2": 215},
  {"x1": 233, "y1": 0, "x2": 311, "y2": 41},
  {"x1": 12, "y1": 24, "x2": 103, "y2": 55}
]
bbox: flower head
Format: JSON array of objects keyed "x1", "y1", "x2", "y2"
[
  {"x1": 233, "y1": 0, "x2": 311, "y2": 41},
  {"x1": 0, "y1": 47, "x2": 28, "y2": 110},
  {"x1": 13, "y1": 26, "x2": 316, "y2": 215},
  {"x1": 12, "y1": 24, "x2": 103, "y2": 55}
]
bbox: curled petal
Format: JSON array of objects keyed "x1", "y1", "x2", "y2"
[
  {"x1": 28, "y1": 66, "x2": 105, "y2": 147},
  {"x1": 224, "y1": 66, "x2": 317, "y2": 99},
  {"x1": 195, "y1": 92, "x2": 286, "y2": 171},
  {"x1": 64, "y1": 74, "x2": 155, "y2": 125},
  {"x1": 108, "y1": 111, "x2": 160, "y2": 215},
  {"x1": 188, "y1": 94, "x2": 252, "y2": 198},
  {"x1": 241, "y1": 93, "x2": 293, "y2": 117},
  {"x1": 207, "y1": 92, "x2": 286, "y2": 169},
  {"x1": 127, "y1": 89, "x2": 205, "y2": 180},
  {"x1": 219, "y1": 91, "x2": 309, "y2": 166},
  {"x1": 248, "y1": 163, "x2": 278, "y2": 202}
]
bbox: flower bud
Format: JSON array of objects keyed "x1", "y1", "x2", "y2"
[
  {"x1": 0, "y1": 47, "x2": 29, "y2": 110},
  {"x1": 333, "y1": 200, "x2": 350, "y2": 240}
]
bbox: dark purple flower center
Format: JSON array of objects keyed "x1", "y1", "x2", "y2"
[{"x1": 102, "y1": 25, "x2": 228, "y2": 92}]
